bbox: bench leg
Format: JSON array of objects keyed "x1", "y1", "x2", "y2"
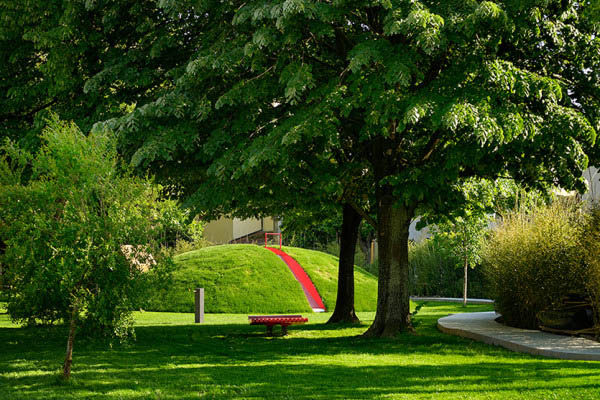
[
  {"x1": 282, "y1": 325, "x2": 288, "y2": 336},
  {"x1": 266, "y1": 325, "x2": 273, "y2": 336}
]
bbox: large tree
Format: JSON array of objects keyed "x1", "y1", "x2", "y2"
[
  {"x1": 0, "y1": 0, "x2": 377, "y2": 326},
  {"x1": 97, "y1": 0, "x2": 599, "y2": 336}
]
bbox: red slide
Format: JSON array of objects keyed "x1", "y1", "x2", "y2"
[{"x1": 266, "y1": 247, "x2": 326, "y2": 312}]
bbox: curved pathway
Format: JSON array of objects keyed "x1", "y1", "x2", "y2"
[
  {"x1": 412, "y1": 296, "x2": 494, "y2": 305},
  {"x1": 438, "y1": 312, "x2": 600, "y2": 361},
  {"x1": 266, "y1": 247, "x2": 326, "y2": 312}
]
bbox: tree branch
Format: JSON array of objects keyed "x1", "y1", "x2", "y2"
[
  {"x1": 414, "y1": 51, "x2": 448, "y2": 91},
  {"x1": 420, "y1": 132, "x2": 441, "y2": 163},
  {"x1": 1, "y1": 98, "x2": 58, "y2": 120},
  {"x1": 344, "y1": 196, "x2": 378, "y2": 230},
  {"x1": 243, "y1": 65, "x2": 274, "y2": 85}
]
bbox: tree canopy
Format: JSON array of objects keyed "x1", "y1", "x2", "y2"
[
  {"x1": 2, "y1": 0, "x2": 598, "y2": 336},
  {"x1": 95, "y1": 0, "x2": 599, "y2": 336},
  {"x1": 0, "y1": 0, "x2": 196, "y2": 148}
]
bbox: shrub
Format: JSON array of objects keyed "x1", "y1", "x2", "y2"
[
  {"x1": 172, "y1": 236, "x2": 212, "y2": 255},
  {"x1": 581, "y1": 204, "x2": 600, "y2": 328},
  {"x1": 168, "y1": 213, "x2": 211, "y2": 255},
  {"x1": 482, "y1": 201, "x2": 587, "y2": 329},
  {"x1": 408, "y1": 238, "x2": 489, "y2": 298},
  {"x1": 281, "y1": 211, "x2": 340, "y2": 249}
]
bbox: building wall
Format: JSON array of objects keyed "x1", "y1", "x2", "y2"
[
  {"x1": 201, "y1": 216, "x2": 279, "y2": 244},
  {"x1": 262, "y1": 216, "x2": 279, "y2": 233},
  {"x1": 409, "y1": 217, "x2": 430, "y2": 243},
  {"x1": 583, "y1": 167, "x2": 600, "y2": 201},
  {"x1": 203, "y1": 217, "x2": 234, "y2": 244},
  {"x1": 232, "y1": 217, "x2": 263, "y2": 240}
]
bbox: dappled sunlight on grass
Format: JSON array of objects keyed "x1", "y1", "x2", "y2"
[{"x1": 2, "y1": 302, "x2": 600, "y2": 399}]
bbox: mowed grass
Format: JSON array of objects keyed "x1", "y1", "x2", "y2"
[
  {"x1": 147, "y1": 244, "x2": 378, "y2": 313},
  {"x1": 2, "y1": 302, "x2": 600, "y2": 399},
  {"x1": 148, "y1": 244, "x2": 312, "y2": 313}
]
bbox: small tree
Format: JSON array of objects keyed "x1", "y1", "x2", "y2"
[
  {"x1": 0, "y1": 117, "x2": 174, "y2": 379},
  {"x1": 427, "y1": 180, "x2": 492, "y2": 305},
  {"x1": 428, "y1": 179, "x2": 548, "y2": 305},
  {"x1": 433, "y1": 215, "x2": 490, "y2": 306}
]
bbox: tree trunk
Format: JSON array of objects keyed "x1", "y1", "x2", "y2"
[
  {"x1": 327, "y1": 203, "x2": 362, "y2": 324},
  {"x1": 363, "y1": 189, "x2": 414, "y2": 337},
  {"x1": 62, "y1": 305, "x2": 78, "y2": 379},
  {"x1": 463, "y1": 256, "x2": 468, "y2": 307}
]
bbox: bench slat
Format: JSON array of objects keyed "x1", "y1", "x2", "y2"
[{"x1": 248, "y1": 314, "x2": 308, "y2": 335}]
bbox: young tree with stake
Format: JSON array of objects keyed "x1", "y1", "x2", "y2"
[{"x1": 0, "y1": 117, "x2": 175, "y2": 378}]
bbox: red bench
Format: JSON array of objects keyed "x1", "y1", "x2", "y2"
[{"x1": 248, "y1": 315, "x2": 308, "y2": 336}]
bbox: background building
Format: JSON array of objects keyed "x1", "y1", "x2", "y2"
[{"x1": 203, "y1": 217, "x2": 280, "y2": 244}]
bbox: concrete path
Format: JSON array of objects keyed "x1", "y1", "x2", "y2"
[
  {"x1": 412, "y1": 296, "x2": 494, "y2": 304},
  {"x1": 438, "y1": 312, "x2": 600, "y2": 361}
]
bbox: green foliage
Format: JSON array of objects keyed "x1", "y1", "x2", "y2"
[
  {"x1": 409, "y1": 238, "x2": 489, "y2": 299},
  {"x1": 579, "y1": 204, "x2": 600, "y2": 328},
  {"x1": 482, "y1": 201, "x2": 588, "y2": 329},
  {"x1": 0, "y1": 1, "x2": 199, "y2": 149},
  {"x1": 25, "y1": 0, "x2": 598, "y2": 335},
  {"x1": 172, "y1": 235, "x2": 212, "y2": 256},
  {"x1": 0, "y1": 116, "x2": 174, "y2": 337},
  {"x1": 155, "y1": 199, "x2": 206, "y2": 249},
  {"x1": 147, "y1": 244, "x2": 378, "y2": 313},
  {"x1": 428, "y1": 180, "x2": 495, "y2": 275},
  {"x1": 433, "y1": 216, "x2": 489, "y2": 270},
  {"x1": 281, "y1": 210, "x2": 340, "y2": 249},
  {"x1": 420, "y1": 178, "x2": 549, "y2": 228},
  {"x1": 415, "y1": 178, "x2": 547, "y2": 301},
  {"x1": 282, "y1": 207, "x2": 376, "y2": 271},
  {"x1": 96, "y1": 0, "x2": 600, "y2": 226}
]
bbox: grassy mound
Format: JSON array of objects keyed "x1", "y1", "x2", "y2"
[
  {"x1": 146, "y1": 244, "x2": 378, "y2": 313},
  {"x1": 281, "y1": 246, "x2": 377, "y2": 312}
]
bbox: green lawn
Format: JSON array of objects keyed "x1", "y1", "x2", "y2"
[
  {"x1": 147, "y1": 244, "x2": 377, "y2": 313},
  {"x1": 282, "y1": 246, "x2": 377, "y2": 312},
  {"x1": 2, "y1": 302, "x2": 600, "y2": 399}
]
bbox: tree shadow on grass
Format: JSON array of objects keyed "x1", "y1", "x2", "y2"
[
  {"x1": 2, "y1": 310, "x2": 600, "y2": 399},
  {"x1": 0, "y1": 317, "x2": 579, "y2": 368},
  {"x1": 4, "y1": 354, "x2": 600, "y2": 400}
]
